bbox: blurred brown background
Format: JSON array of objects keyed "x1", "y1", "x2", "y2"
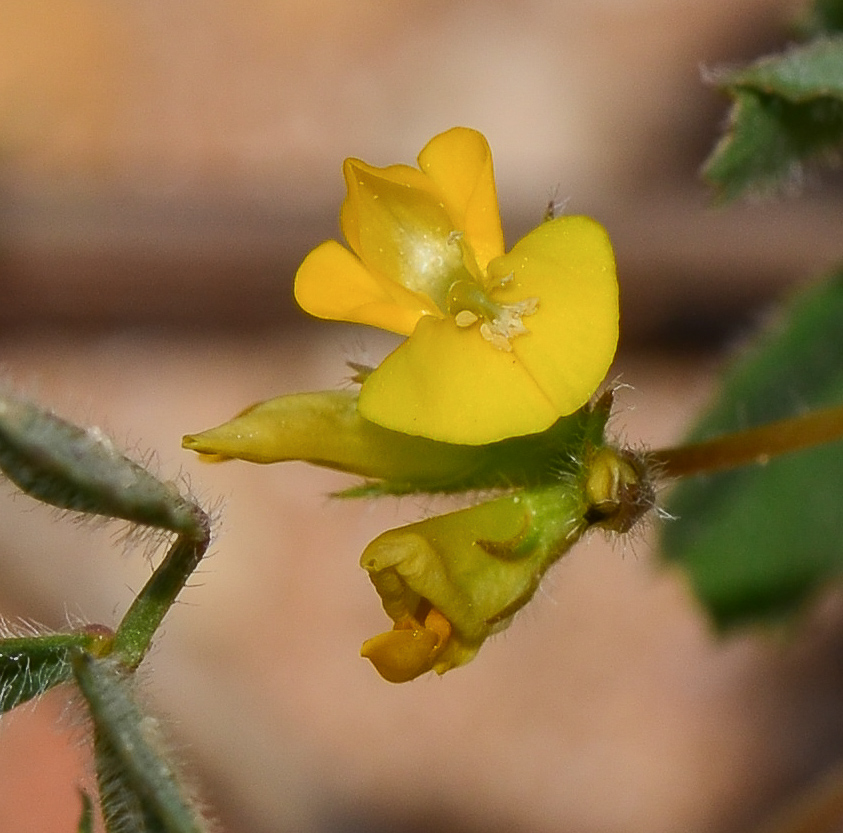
[{"x1": 3, "y1": 1, "x2": 843, "y2": 832}]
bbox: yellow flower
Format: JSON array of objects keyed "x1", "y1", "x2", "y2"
[{"x1": 294, "y1": 126, "x2": 619, "y2": 445}]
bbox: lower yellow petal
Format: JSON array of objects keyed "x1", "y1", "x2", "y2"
[
  {"x1": 358, "y1": 315, "x2": 559, "y2": 444},
  {"x1": 491, "y1": 215, "x2": 619, "y2": 415},
  {"x1": 360, "y1": 628, "x2": 442, "y2": 683},
  {"x1": 294, "y1": 240, "x2": 435, "y2": 336}
]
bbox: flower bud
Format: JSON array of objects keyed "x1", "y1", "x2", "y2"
[
  {"x1": 183, "y1": 389, "x2": 612, "y2": 496},
  {"x1": 359, "y1": 435, "x2": 656, "y2": 681},
  {"x1": 359, "y1": 483, "x2": 590, "y2": 681}
]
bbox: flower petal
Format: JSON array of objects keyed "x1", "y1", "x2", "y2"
[
  {"x1": 340, "y1": 159, "x2": 468, "y2": 309},
  {"x1": 340, "y1": 161, "x2": 438, "y2": 256},
  {"x1": 418, "y1": 127, "x2": 505, "y2": 273},
  {"x1": 358, "y1": 315, "x2": 560, "y2": 444},
  {"x1": 294, "y1": 239, "x2": 435, "y2": 335},
  {"x1": 491, "y1": 215, "x2": 619, "y2": 416},
  {"x1": 359, "y1": 609, "x2": 450, "y2": 683}
]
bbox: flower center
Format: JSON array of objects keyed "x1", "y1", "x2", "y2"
[
  {"x1": 447, "y1": 278, "x2": 539, "y2": 352},
  {"x1": 400, "y1": 228, "x2": 468, "y2": 308}
]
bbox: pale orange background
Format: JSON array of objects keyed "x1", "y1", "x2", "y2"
[{"x1": 2, "y1": 2, "x2": 843, "y2": 832}]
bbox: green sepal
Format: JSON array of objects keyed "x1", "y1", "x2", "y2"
[
  {"x1": 183, "y1": 388, "x2": 613, "y2": 496},
  {"x1": 72, "y1": 652, "x2": 209, "y2": 833},
  {"x1": 0, "y1": 392, "x2": 195, "y2": 533},
  {"x1": 661, "y1": 270, "x2": 843, "y2": 627},
  {"x1": 704, "y1": 36, "x2": 843, "y2": 200},
  {"x1": 0, "y1": 629, "x2": 110, "y2": 713}
]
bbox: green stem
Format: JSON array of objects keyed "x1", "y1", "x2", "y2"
[
  {"x1": 73, "y1": 653, "x2": 208, "y2": 833},
  {"x1": 111, "y1": 507, "x2": 211, "y2": 669},
  {"x1": 649, "y1": 403, "x2": 843, "y2": 479}
]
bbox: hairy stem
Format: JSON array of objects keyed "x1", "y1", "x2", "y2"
[{"x1": 111, "y1": 507, "x2": 211, "y2": 669}]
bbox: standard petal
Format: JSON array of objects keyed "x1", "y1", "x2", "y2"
[
  {"x1": 341, "y1": 159, "x2": 468, "y2": 309},
  {"x1": 358, "y1": 315, "x2": 560, "y2": 444},
  {"x1": 294, "y1": 239, "x2": 435, "y2": 335},
  {"x1": 490, "y1": 215, "x2": 619, "y2": 417},
  {"x1": 340, "y1": 160, "x2": 436, "y2": 256},
  {"x1": 417, "y1": 127, "x2": 505, "y2": 272}
]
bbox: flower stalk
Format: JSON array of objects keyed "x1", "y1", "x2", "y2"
[{"x1": 650, "y1": 403, "x2": 843, "y2": 479}]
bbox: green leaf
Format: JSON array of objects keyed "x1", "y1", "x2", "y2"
[
  {"x1": 0, "y1": 392, "x2": 196, "y2": 533},
  {"x1": 704, "y1": 37, "x2": 843, "y2": 199},
  {"x1": 0, "y1": 631, "x2": 103, "y2": 713},
  {"x1": 800, "y1": 0, "x2": 843, "y2": 37},
  {"x1": 660, "y1": 269, "x2": 843, "y2": 627},
  {"x1": 72, "y1": 653, "x2": 210, "y2": 833}
]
